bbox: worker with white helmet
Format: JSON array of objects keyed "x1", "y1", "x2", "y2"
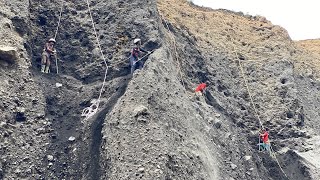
[
  {"x1": 41, "y1": 38, "x2": 57, "y2": 73},
  {"x1": 129, "y1": 38, "x2": 149, "y2": 74}
]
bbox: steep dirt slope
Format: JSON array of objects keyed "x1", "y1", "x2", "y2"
[
  {"x1": 1, "y1": 0, "x2": 320, "y2": 179},
  {"x1": 293, "y1": 39, "x2": 320, "y2": 179},
  {"x1": 295, "y1": 39, "x2": 320, "y2": 76},
  {"x1": 158, "y1": 0, "x2": 320, "y2": 179},
  {"x1": 0, "y1": 1, "x2": 49, "y2": 179}
]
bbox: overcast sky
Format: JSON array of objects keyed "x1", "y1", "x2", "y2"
[{"x1": 190, "y1": 0, "x2": 319, "y2": 40}]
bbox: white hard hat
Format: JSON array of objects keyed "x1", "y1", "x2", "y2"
[
  {"x1": 48, "y1": 38, "x2": 56, "y2": 43},
  {"x1": 133, "y1": 38, "x2": 141, "y2": 44}
]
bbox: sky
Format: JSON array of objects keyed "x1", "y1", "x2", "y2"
[{"x1": 189, "y1": 0, "x2": 320, "y2": 40}]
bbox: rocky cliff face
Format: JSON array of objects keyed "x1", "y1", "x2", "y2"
[{"x1": 0, "y1": 0, "x2": 319, "y2": 179}]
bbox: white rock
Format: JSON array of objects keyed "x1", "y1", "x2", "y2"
[
  {"x1": 16, "y1": 107, "x2": 26, "y2": 113},
  {"x1": 0, "y1": 46, "x2": 18, "y2": 63},
  {"x1": 68, "y1": 136, "x2": 76, "y2": 142},
  {"x1": 244, "y1": 156, "x2": 251, "y2": 161},
  {"x1": 230, "y1": 163, "x2": 237, "y2": 170},
  {"x1": 138, "y1": 167, "x2": 145, "y2": 173},
  {"x1": 55, "y1": 83, "x2": 63, "y2": 87},
  {"x1": 133, "y1": 105, "x2": 148, "y2": 117},
  {"x1": 0, "y1": 122, "x2": 7, "y2": 128},
  {"x1": 215, "y1": 113, "x2": 221, "y2": 118},
  {"x1": 47, "y1": 155, "x2": 54, "y2": 161},
  {"x1": 14, "y1": 168, "x2": 21, "y2": 174}
]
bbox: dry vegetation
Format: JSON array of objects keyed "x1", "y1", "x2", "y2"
[
  {"x1": 158, "y1": 0, "x2": 320, "y2": 77},
  {"x1": 295, "y1": 39, "x2": 320, "y2": 76},
  {"x1": 158, "y1": 0, "x2": 294, "y2": 62},
  {"x1": 296, "y1": 39, "x2": 320, "y2": 56}
]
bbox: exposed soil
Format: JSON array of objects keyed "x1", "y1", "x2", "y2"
[{"x1": 0, "y1": 0, "x2": 319, "y2": 180}]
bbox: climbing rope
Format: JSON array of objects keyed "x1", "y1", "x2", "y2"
[
  {"x1": 220, "y1": 15, "x2": 264, "y2": 129},
  {"x1": 81, "y1": 0, "x2": 110, "y2": 120},
  {"x1": 219, "y1": 15, "x2": 288, "y2": 178},
  {"x1": 54, "y1": 2, "x2": 64, "y2": 40},
  {"x1": 132, "y1": 49, "x2": 156, "y2": 65},
  {"x1": 160, "y1": 14, "x2": 187, "y2": 89},
  {"x1": 52, "y1": 2, "x2": 64, "y2": 74}
]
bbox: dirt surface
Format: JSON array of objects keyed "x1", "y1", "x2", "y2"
[{"x1": 0, "y1": 0, "x2": 319, "y2": 179}]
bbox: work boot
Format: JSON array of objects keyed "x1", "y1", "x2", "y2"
[
  {"x1": 44, "y1": 66, "x2": 50, "y2": 73},
  {"x1": 41, "y1": 65, "x2": 45, "y2": 73}
]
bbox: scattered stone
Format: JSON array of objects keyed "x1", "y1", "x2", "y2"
[
  {"x1": 47, "y1": 155, "x2": 54, "y2": 162},
  {"x1": 36, "y1": 127, "x2": 46, "y2": 135},
  {"x1": 138, "y1": 167, "x2": 145, "y2": 173},
  {"x1": 32, "y1": 98, "x2": 39, "y2": 105},
  {"x1": 214, "y1": 119, "x2": 222, "y2": 128},
  {"x1": 68, "y1": 136, "x2": 76, "y2": 142},
  {"x1": 230, "y1": 163, "x2": 237, "y2": 170},
  {"x1": 14, "y1": 168, "x2": 21, "y2": 174},
  {"x1": 244, "y1": 155, "x2": 251, "y2": 161},
  {"x1": 137, "y1": 117, "x2": 148, "y2": 123},
  {"x1": 55, "y1": 83, "x2": 63, "y2": 87},
  {"x1": 51, "y1": 133, "x2": 57, "y2": 139},
  {"x1": 133, "y1": 105, "x2": 149, "y2": 117},
  {"x1": 16, "y1": 107, "x2": 26, "y2": 122},
  {"x1": 154, "y1": 168, "x2": 162, "y2": 174},
  {"x1": 0, "y1": 46, "x2": 18, "y2": 63},
  {"x1": 0, "y1": 122, "x2": 7, "y2": 128},
  {"x1": 26, "y1": 168, "x2": 32, "y2": 174},
  {"x1": 207, "y1": 117, "x2": 214, "y2": 124}
]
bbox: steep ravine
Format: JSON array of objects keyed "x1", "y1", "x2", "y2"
[{"x1": 25, "y1": 0, "x2": 161, "y2": 179}]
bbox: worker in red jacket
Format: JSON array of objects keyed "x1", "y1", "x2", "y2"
[
  {"x1": 258, "y1": 128, "x2": 270, "y2": 152},
  {"x1": 195, "y1": 83, "x2": 207, "y2": 96},
  {"x1": 129, "y1": 38, "x2": 149, "y2": 74}
]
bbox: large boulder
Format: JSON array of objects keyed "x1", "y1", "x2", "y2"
[{"x1": 0, "y1": 46, "x2": 18, "y2": 64}]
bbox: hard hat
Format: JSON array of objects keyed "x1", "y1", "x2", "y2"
[
  {"x1": 48, "y1": 38, "x2": 56, "y2": 43},
  {"x1": 133, "y1": 38, "x2": 141, "y2": 44}
]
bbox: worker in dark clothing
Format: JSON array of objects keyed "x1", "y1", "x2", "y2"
[
  {"x1": 129, "y1": 38, "x2": 149, "y2": 74},
  {"x1": 41, "y1": 38, "x2": 57, "y2": 73},
  {"x1": 297, "y1": 106, "x2": 305, "y2": 126},
  {"x1": 258, "y1": 128, "x2": 270, "y2": 152}
]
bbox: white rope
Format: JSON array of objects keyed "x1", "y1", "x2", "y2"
[
  {"x1": 53, "y1": 2, "x2": 64, "y2": 74},
  {"x1": 220, "y1": 16, "x2": 289, "y2": 178},
  {"x1": 81, "y1": 0, "x2": 110, "y2": 120},
  {"x1": 270, "y1": 145, "x2": 288, "y2": 178},
  {"x1": 132, "y1": 50, "x2": 155, "y2": 65},
  {"x1": 54, "y1": 3, "x2": 64, "y2": 40},
  {"x1": 160, "y1": 15, "x2": 187, "y2": 89}
]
